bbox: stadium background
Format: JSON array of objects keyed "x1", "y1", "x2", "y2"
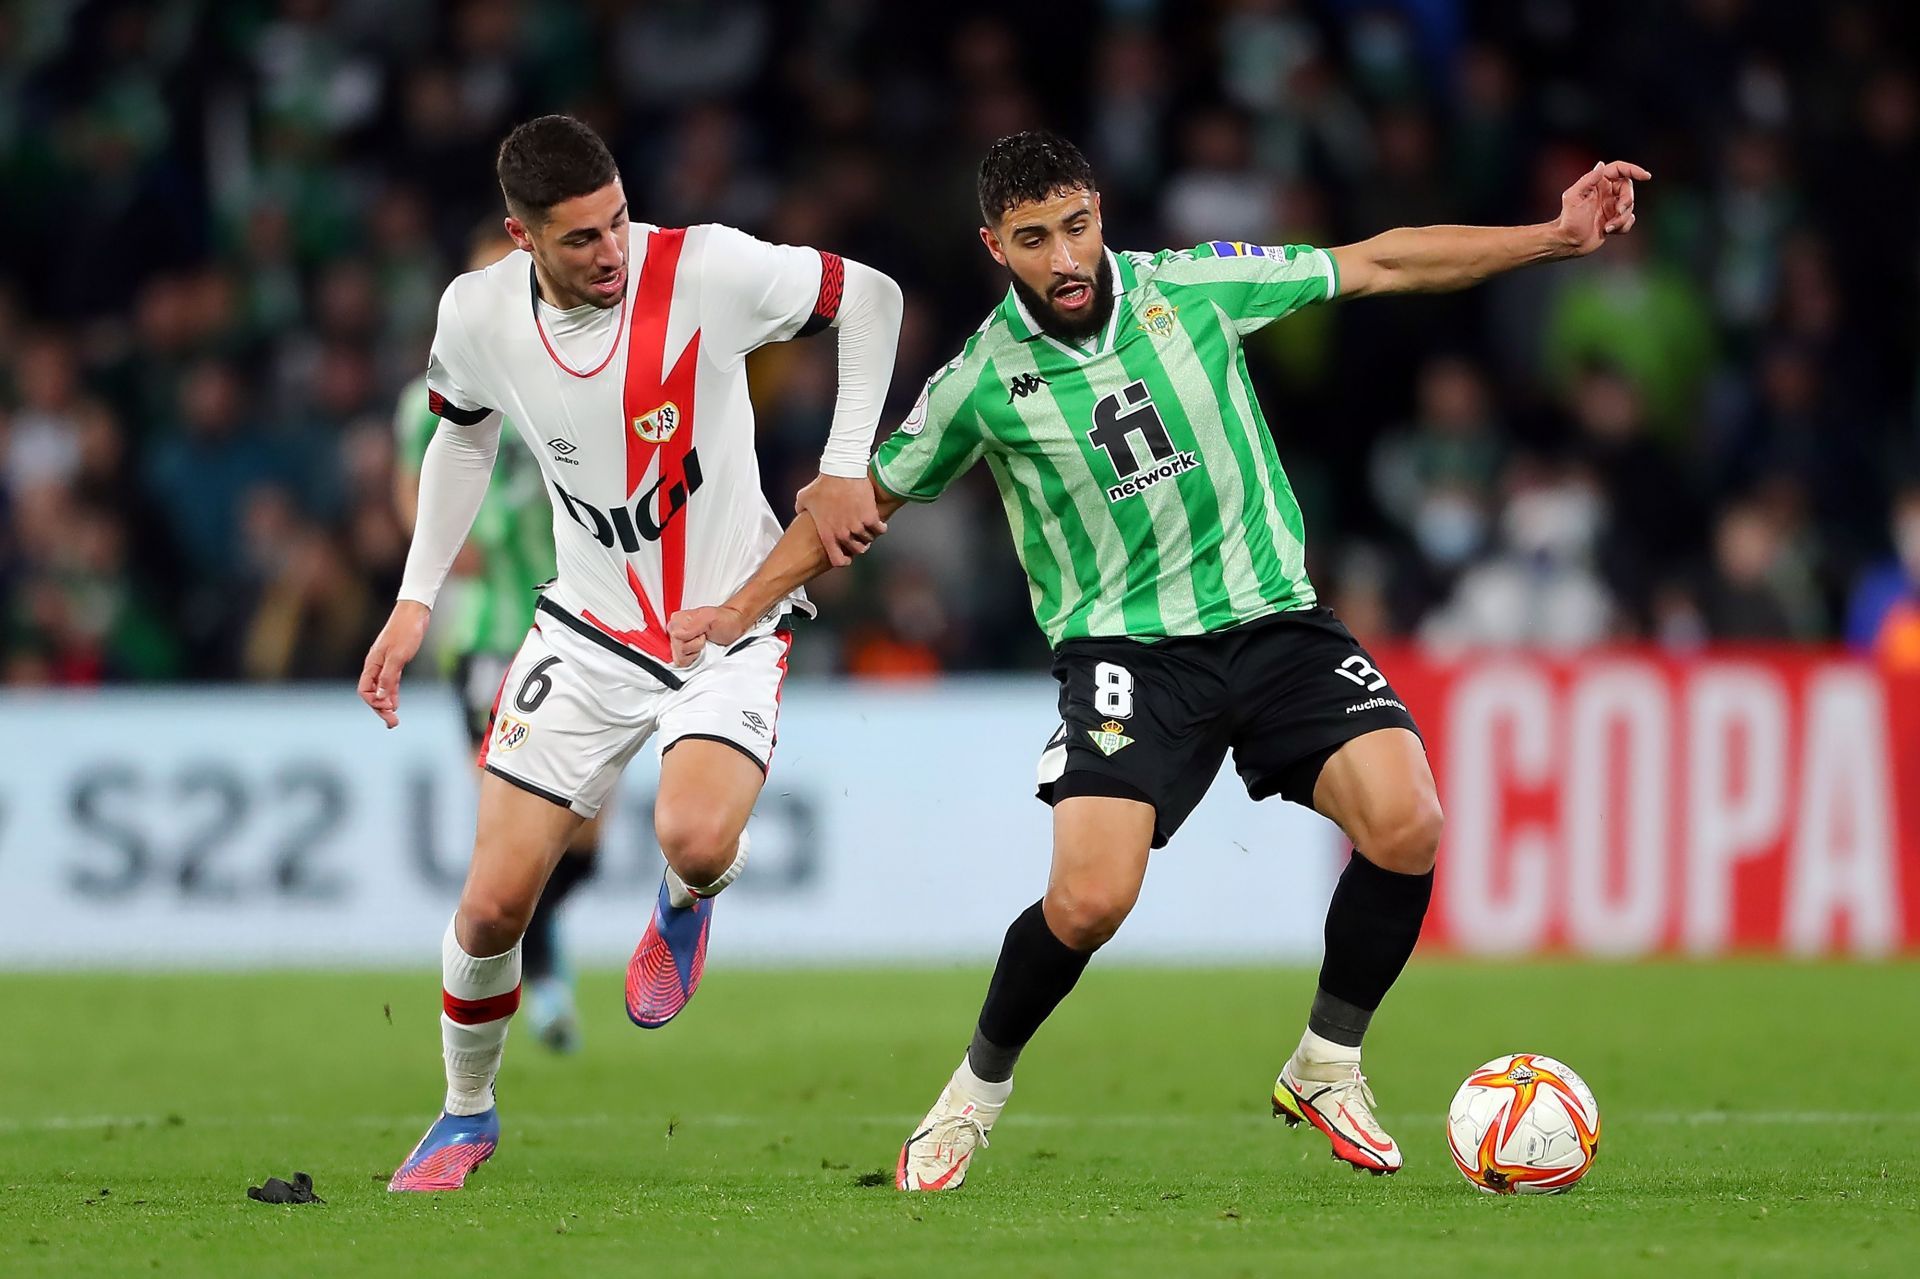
[
  {"x1": 4, "y1": 0, "x2": 1915, "y2": 966},
  {"x1": 3, "y1": 4, "x2": 1918, "y2": 1275}
]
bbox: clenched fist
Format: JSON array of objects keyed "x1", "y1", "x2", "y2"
[{"x1": 669, "y1": 604, "x2": 750, "y2": 668}]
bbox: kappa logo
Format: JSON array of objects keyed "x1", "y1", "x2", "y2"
[
  {"x1": 631, "y1": 401, "x2": 681, "y2": 444},
  {"x1": 1136, "y1": 301, "x2": 1178, "y2": 339},
  {"x1": 546, "y1": 437, "x2": 580, "y2": 465},
  {"x1": 1087, "y1": 719, "x2": 1134, "y2": 757},
  {"x1": 493, "y1": 715, "x2": 530, "y2": 752},
  {"x1": 741, "y1": 710, "x2": 770, "y2": 737},
  {"x1": 1006, "y1": 372, "x2": 1049, "y2": 402}
]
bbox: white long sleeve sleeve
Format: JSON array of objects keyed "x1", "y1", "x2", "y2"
[
  {"x1": 819, "y1": 258, "x2": 904, "y2": 478},
  {"x1": 396, "y1": 410, "x2": 502, "y2": 608}
]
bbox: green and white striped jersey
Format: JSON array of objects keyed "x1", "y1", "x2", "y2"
[{"x1": 871, "y1": 241, "x2": 1338, "y2": 646}]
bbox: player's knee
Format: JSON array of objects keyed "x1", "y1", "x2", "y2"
[
  {"x1": 1367, "y1": 793, "x2": 1443, "y2": 875},
  {"x1": 456, "y1": 889, "x2": 534, "y2": 953},
  {"x1": 1044, "y1": 881, "x2": 1137, "y2": 951},
  {"x1": 655, "y1": 810, "x2": 740, "y2": 888}
]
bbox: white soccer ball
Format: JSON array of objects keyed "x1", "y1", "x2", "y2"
[{"x1": 1446, "y1": 1053, "x2": 1601, "y2": 1194}]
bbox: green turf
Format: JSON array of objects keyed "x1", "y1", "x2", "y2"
[{"x1": 3, "y1": 961, "x2": 1917, "y2": 1277}]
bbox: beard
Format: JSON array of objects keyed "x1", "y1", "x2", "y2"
[{"x1": 1009, "y1": 254, "x2": 1115, "y2": 344}]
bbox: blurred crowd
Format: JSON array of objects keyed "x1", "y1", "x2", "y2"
[{"x1": 3, "y1": 0, "x2": 1919, "y2": 684}]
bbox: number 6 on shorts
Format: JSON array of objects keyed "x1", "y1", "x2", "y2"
[{"x1": 515, "y1": 655, "x2": 562, "y2": 712}]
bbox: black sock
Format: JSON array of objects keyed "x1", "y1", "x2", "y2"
[
  {"x1": 965, "y1": 901, "x2": 1095, "y2": 1083},
  {"x1": 1309, "y1": 850, "x2": 1434, "y2": 1048},
  {"x1": 524, "y1": 846, "x2": 599, "y2": 981}
]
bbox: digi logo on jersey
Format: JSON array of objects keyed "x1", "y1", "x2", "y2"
[
  {"x1": 1088, "y1": 380, "x2": 1198, "y2": 503},
  {"x1": 552, "y1": 451, "x2": 704, "y2": 552}
]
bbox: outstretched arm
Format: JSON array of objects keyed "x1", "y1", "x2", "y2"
[
  {"x1": 1332, "y1": 160, "x2": 1650, "y2": 298},
  {"x1": 669, "y1": 477, "x2": 906, "y2": 666}
]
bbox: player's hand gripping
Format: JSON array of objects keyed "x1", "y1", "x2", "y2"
[
  {"x1": 669, "y1": 604, "x2": 750, "y2": 668},
  {"x1": 358, "y1": 601, "x2": 430, "y2": 728},
  {"x1": 1553, "y1": 160, "x2": 1651, "y2": 256},
  {"x1": 796, "y1": 473, "x2": 887, "y2": 568}
]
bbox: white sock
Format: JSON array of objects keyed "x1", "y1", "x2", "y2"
[
  {"x1": 665, "y1": 827, "x2": 750, "y2": 909},
  {"x1": 440, "y1": 918, "x2": 521, "y2": 1116},
  {"x1": 954, "y1": 1054, "x2": 1014, "y2": 1111},
  {"x1": 1292, "y1": 1026, "x2": 1361, "y2": 1072}
]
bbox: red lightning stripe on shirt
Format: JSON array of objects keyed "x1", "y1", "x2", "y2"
[{"x1": 620, "y1": 227, "x2": 702, "y2": 630}]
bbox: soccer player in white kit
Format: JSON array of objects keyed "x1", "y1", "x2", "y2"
[{"x1": 359, "y1": 115, "x2": 903, "y2": 1192}]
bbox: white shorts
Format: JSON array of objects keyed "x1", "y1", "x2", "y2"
[{"x1": 477, "y1": 601, "x2": 792, "y2": 818}]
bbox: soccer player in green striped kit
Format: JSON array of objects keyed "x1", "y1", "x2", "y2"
[{"x1": 671, "y1": 132, "x2": 1648, "y2": 1187}]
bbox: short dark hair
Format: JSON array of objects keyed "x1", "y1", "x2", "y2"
[
  {"x1": 977, "y1": 130, "x2": 1096, "y2": 225},
  {"x1": 496, "y1": 115, "x2": 618, "y2": 222}
]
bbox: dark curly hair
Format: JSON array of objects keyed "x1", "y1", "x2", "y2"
[
  {"x1": 496, "y1": 115, "x2": 618, "y2": 222},
  {"x1": 977, "y1": 130, "x2": 1097, "y2": 225}
]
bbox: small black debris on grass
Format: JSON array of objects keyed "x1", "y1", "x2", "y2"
[{"x1": 247, "y1": 1172, "x2": 324, "y2": 1205}]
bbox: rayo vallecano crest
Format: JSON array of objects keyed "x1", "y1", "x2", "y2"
[
  {"x1": 1087, "y1": 719, "x2": 1134, "y2": 756},
  {"x1": 632, "y1": 401, "x2": 681, "y2": 444},
  {"x1": 493, "y1": 715, "x2": 530, "y2": 752},
  {"x1": 1136, "y1": 301, "x2": 1178, "y2": 339}
]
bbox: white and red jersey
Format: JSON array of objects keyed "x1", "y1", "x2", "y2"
[{"x1": 424, "y1": 223, "x2": 843, "y2": 672}]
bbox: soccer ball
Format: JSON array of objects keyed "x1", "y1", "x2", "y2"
[{"x1": 1446, "y1": 1053, "x2": 1601, "y2": 1194}]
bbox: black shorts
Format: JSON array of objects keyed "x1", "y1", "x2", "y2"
[
  {"x1": 1036, "y1": 607, "x2": 1421, "y2": 848},
  {"x1": 451, "y1": 651, "x2": 516, "y2": 749}
]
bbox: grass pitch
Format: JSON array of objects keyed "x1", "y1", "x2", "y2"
[{"x1": 3, "y1": 960, "x2": 1917, "y2": 1277}]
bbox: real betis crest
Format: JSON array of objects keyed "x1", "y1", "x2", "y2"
[
  {"x1": 1136, "y1": 301, "x2": 1178, "y2": 340},
  {"x1": 1087, "y1": 719, "x2": 1134, "y2": 756},
  {"x1": 632, "y1": 401, "x2": 681, "y2": 444}
]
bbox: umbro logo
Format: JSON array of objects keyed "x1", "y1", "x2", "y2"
[
  {"x1": 547, "y1": 438, "x2": 580, "y2": 465},
  {"x1": 741, "y1": 710, "x2": 770, "y2": 737},
  {"x1": 1006, "y1": 372, "x2": 1049, "y2": 402}
]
